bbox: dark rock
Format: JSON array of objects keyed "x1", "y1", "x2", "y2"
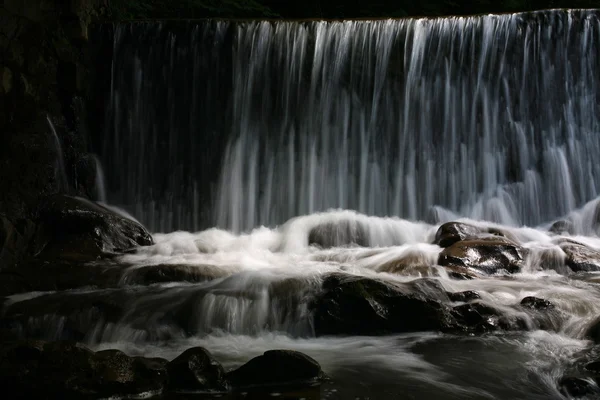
[
  {"x1": 447, "y1": 290, "x2": 481, "y2": 302},
  {"x1": 1, "y1": 289, "x2": 128, "y2": 340},
  {"x1": 90, "y1": 349, "x2": 168, "y2": 396},
  {"x1": 166, "y1": 347, "x2": 227, "y2": 392},
  {"x1": 0, "y1": 215, "x2": 36, "y2": 269},
  {"x1": 560, "y1": 242, "x2": 600, "y2": 272},
  {"x1": 549, "y1": 220, "x2": 574, "y2": 235},
  {"x1": 376, "y1": 252, "x2": 438, "y2": 277},
  {"x1": 520, "y1": 296, "x2": 554, "y2": 310},
  {"x1": 586, "y1": 317, "x2": 600, "y2": 344},
  {"x1": 227, "y1": 350, "x2": 323, "y2": 388},
  {"x1": 585, "y1": 361, "x2": 600, "y2": 374},
  {"x1": 308, "y1": 220, "x2": 368, "y2": 248},
  {"x1": 438, "y1": 237, "x2": 524, "y2": 275},
  {"x1": 434, "y1": 222, "x2": 484, "y2": 247},
  {"x1": 313, "y1": 274, "x2": 454, "y2": 336},
  {"x1": 450, "y1": 302, "x2": 526, "y2": 333},
  {"x1": 123, "y1": 263, "x2": 230, "y2": 286},
  {"x1": 0, "y1": 341, "x2": 167, "y2": 398},
  {"x1": 446, "y1": 267, "x2": 478, "y2": 280},
  {"x1": 34, "y1": 194, "x2": 153, "y2": 261},
  {"x1": 558, "y1": 376, "x2": 599, "y2": 398},
  {"x1": 0, "y1": 270, "x2": 31, "y2": 297}
]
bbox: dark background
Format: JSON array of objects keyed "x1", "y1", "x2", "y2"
[{"x1": 108, "y1": 0, "x2": 600, "y2": 19}]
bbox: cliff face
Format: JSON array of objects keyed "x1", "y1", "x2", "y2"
[{"x1": 0, "y1": 0, "x2": 108, "y2": 220}]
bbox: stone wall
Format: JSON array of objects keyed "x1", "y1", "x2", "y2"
[
  {"x1": 0, "y1": 0, "x2": 108, "y2": 220},
  {"x1": 0, "y1": 0, "x2": 109, "y2": 270}
]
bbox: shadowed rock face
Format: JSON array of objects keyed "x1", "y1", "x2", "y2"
[
  {"x1": 0, "y1": 195, "x2": 154, "y2": 297},
  {"x1": 167, "y1": 347, "x2": 228, "y2": 392},
  {"x1": 438, "y1": 237, "x2": 524, "y2": 275},
  {"x1": 227, "y1": 350, "x2": 323, "y2": 388},
  {"x1": 35, "y1": 194, "x2": 153, "y2": 261},
  {"x1": 312, "y1": 274, "x2": 455, "y2": 336},
  {"x1": 0, "y1": 341, "x2": 168, "y2": 399},
  {"x1": 0, "y1": 341, "x2": 325, "y2": 397}
]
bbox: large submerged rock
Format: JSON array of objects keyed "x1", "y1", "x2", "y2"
[
  {"x1": 313, "y1": 274, "x2": 454, "y2": 335},
  {"x1": 438, "y1": 237, "x2": 524, "y2": 275},
  {"x1": 0, "y1": 340, "x2": 325, "y2": 397},
  {"x1": 0, "y1": 341, "x2": 167, "y2": 398},
  {"x1": 227, "y1": 350, "x2": 324, "y2": 388},
  {"x1": 167, "y1": 347, "x2": 228, "y2": 392},
  {"x1": 34, "y1": 194, "x2": 153, "y2": 261},
  {"x1": 308, "y1": 220, "x2": 368, "y2": 248}
]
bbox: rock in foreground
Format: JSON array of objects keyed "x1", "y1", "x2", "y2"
[
  {"x1": 227, "y1": 350, "x2": 324, "y2": 388},
  {"x1": 438, "y1": 237, "x2": 524, "y2": 275},
  {"x1": 167, "y1": 347, "x2": 228, "y2": 392},
  {"x1": 35, "y1": 195, "x2": 153, "y2": 261},
  {"x1": 313, "y1": 274, "x2": 455, "y2": 335},
  {"x1": 0, "y1": 341, "x2": 167, "y2": 398},
  {"x1": 0, "y1": 341, "x2": 326, "y2": 398}
]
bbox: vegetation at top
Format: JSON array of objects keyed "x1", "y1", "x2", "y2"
[{"x1": 107, "y1": 0, "x2": 600, "y2": 19}]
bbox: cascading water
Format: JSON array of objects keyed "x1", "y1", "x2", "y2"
[
  {"x1": 7, "y1": 9, "x2": 600, "y2": 400},
  {"x1": 101, "y1": 10, "x2": 600, "y2": 233},
  {"x1": 47, "y1": 115, "x2": 68, "y2": 193},
  {"x1": 91, "y1": 154, "x2": 107, "y2": 203}
]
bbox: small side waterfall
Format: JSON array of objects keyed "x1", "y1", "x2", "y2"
[
  {"x1": 92, "y1": 154, "x2": 107, "y2": 203},
  {"x1": 100, "y1": 10, "x2": 600, "y2": 232},
  {"x1": 46, "y1": 115, "x2": 68, "y2": 193}
]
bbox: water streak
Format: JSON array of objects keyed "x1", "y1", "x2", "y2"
[
  {"x1": 100, "y1": 10, "x2": 600, "y2": 232},
  {"x1": 46, "y1": 115, "x2": 68, "y2": 193}
]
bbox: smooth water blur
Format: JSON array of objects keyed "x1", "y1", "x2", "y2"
[
  {"x1": 7, "y1": 205, "x2": 600, "y2": 398},
  {"x1": 101, "y1": 10, "x2": 600, "y2": 232}
]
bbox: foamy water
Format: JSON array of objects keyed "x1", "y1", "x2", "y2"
[{"x1": 6, "y1": 203, "x2": 600, "y2": 398}]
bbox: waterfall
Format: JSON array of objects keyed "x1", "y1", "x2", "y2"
[
  {"x1": 46, "y1": 115, "x2": 68, "y2": 193},
  {"x1": 92, "y1": 154, "x2": 107, "y2": 203},
  {"x1": 100, "y1": 10, "x2": 600, "y2": 233}
]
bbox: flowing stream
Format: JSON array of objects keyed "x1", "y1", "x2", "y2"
[{"x1": 6, "y1": 9, "x2": 600, "y2": 399}]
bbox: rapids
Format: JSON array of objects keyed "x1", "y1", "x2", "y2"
[
  {"x1": 6, "y1": 203, "x2": 600, "y2": 398},
  {"x1": 8, "y1": 8, "x2": 600, "y2": 400}
]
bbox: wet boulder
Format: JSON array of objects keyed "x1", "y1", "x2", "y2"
[
  {"x1": 376, "y1": 252, "x2": 438, "y2": 277},
  {"x1": 167, "y1": 347, "x2": 227, "y2": 392},
  {"x1": 0, "y1": 215, "x2": 36, "y2": 269},
  {"x1": 34, "y1": 194, "x2": 153, "y2": 261},
  {"x1": 560, "y1": 242, "x2": 600, "y2": 272},
  {"x1": 585, "y1": 361, "x2": 600, "y2": 374},
  {"x1": 438, "y1": 237, "x2": 524, "y2": 275},
  {"x1": 585, "y1": 317, "x2": 600, "y2": 344},
  {"x1": 434, "y1": 222, "x2": 484, "y2": 247},
  {"x1": 549, "y1": 220, "x2": 574, "y2": 235},
  {"x1": 1, "y1": 289, "x2": 128, "y2": 341},
  {"x1": 227, "y1": 350, "x2": 324, "y2": 388},
  {"x1": 0, "y1": 341, "x2": 167, "y2": 398},
  {"x1": 308, "y1": 220, "x2": 368, "y2": 248},
  {"x1": 449, "y1": 302, "x2": 526, "y2": 333},
  {"x1": 558, "y1": 377, "x2": 599, "y2": 398},
  {"x1": 520, "y1": 296, "x2": 554, "y2": 310},
  {"x1": 313, "y1": 274, "x2": 454, "y2": 336},
  {"x1": 123, "y1": 263, "x2": 231, "y2": 286},
  {"x1": 447, "y1": 290, "x2": 481, "y2": 303},
  {"x1": 88, "y1": 349, "x2": 168, "y2": 397}
]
